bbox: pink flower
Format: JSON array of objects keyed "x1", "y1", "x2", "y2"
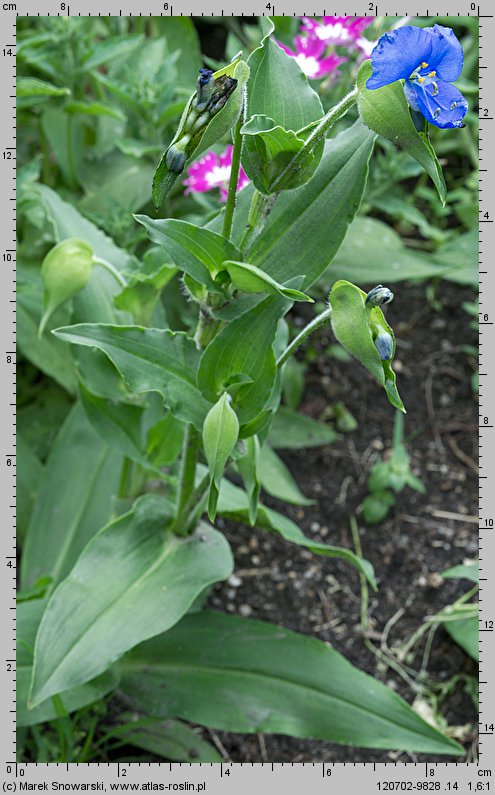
[
  {"x1": 183, "y1": 145, "x2": 249, "y2": 202},
  {"x1": 355, "y1": 36, "x2": 377, "y2": 60},
  {"x1": 277, "y1": 35, "x2": 347, "y2": 79},
  {"x1": 301, "y1": 16, "x2": 373, "y2": 46}
]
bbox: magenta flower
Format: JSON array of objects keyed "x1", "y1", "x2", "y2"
[
  {"x1": 301, "y1": 16, "x2": 373, "y2": 46},
  {"x1": 277, "y1": 35, "x2": 347, "y2": 79},
  {"x1": 183, "y1": 145, "x2": 249, "y2": 202}
]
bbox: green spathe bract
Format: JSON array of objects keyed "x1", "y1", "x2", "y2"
[
  {"x1": 39, "y1": 238, "x2": 94, "y2": 336},
  {"x1": 356, "y1": 60, "x2": 446, "y2": 204},
  {"x1": 329, "y1": 280, "x2": 405, "y2": 412}
]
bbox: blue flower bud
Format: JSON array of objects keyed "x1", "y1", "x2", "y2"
[
  {"x1": 166, "y1": 138, "x2": 189, "y2": 173},
  {"x1": 374, "y1": 331, "x2": 394, "y2": 361},
  {"x1": 365, "y1": 285, "x2": 394, "y2": 307},
  {"x1": 196, "y1": 68, "x2": 214, "y2": 112}
]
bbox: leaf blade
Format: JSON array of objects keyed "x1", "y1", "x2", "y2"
[{"x1": 29, "y1": 497, "x2": 233, "y2": 706}]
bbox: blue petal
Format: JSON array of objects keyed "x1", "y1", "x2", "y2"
[
  {"x1": 366, "y1": 26, "x2": 434, "y2": 89},
  {"x1": 408, "y1": 79, "x2": 468, "y2": 129},
  {"x1": 428, "y1": 25, "x2": 464, "y2": 82}
]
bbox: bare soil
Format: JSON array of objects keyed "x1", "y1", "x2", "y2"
[{"x1": 205, "y1": 280, "x2": 479, "y2": 763}]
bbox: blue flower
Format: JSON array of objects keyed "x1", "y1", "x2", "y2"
[{"x1": 366, "y1": 24, "x2": 468, "y2": 129}]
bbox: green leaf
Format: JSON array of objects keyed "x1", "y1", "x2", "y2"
[
  {"x1": 431, "y1": 231, "x2": 479, "y2": 287},
  {"x1": 17, "y1": 435, "x2": 43, "y2": 546},
  {"x1": 21, "y1": 403, "x2": 122, "y2": 590},
  {"x1": 241, "y1": 114, "x2": 324, "y2": 194},
  {"x1": 146, "y1": 414, "x2": 185, "y2": 468},
  {"x1": 135, "y1": 216, "x2": 240, "y2": 290},
  {"x1": 113, "y1": 261, "x2": 176, "y2": 327},
  {"x1": 79, "y1": 381, "x2": 154, "y2": 473},
  {"x1": 37, "y1": 184, "x2": 136, "y2": 272},
  {"x1": 80, "y1": 153, "x2": 154, "y2": 215},
  {"x1": 246, "y1": 21, "x2": 323, "y2": 131},
  {"x1": 151, "y1": 17, "x2": 202, "y2": 89},
  {"x1": 120, "y1": 610, "x2": 462, "y2": 755},
  {"x1": 53, "y1": 324, "x2": 211, "y2": 431},
  {"x1": 65, "y1": 101, "x2": 125, "y2": 120},
  {"x1": 329, "y1": 280, "x2": 405, "y2": 412},
  {"x1": 258, "y1": 444, "x2": 313, "y2": 506},
  {"x1": 224, "y1": 260, "x2": 313, "y2": 302},
  {"x1": 106, "y1": 715, "x2": 221, "y2": 763},
  {"x1": 442, "y1": 563, "x2": 479, "y2": 584},
  {"x1": 443, "y1": 616, "x2": 479, "y2": 662},
  {"x1": 268, "y1": 407, "x2": 338, "y2": 449},
  {"x1": 356, "y1": 60, "x2": 446, "y2": 204},
  {"x1": 203, "y1": 393, "x2": 239, "y2": 522},
  {"x1": 17, "y1": 77, "x2": 70, "y2": 97},
  {"x1": 198, "y1": 295, "x2": 288, "y2": 424},
  {"x1": 29, "y1": 496, "x2": 233, "y2": 706},
  {"x1": 215, "y1": 473, "x2": 375, "y2": 587},
  {"x1": 236, "y1": 436, "x2": 261, "y2": 526},
  {"x1": 152, "y1": 59, "x2": 249, "y2": 209},
  {"x1": 329, "y1": 217, "x2": 456, "y2": 285},
  {"x1": 17, "y1": 261, "x2": 77, "y2": 393},
  {"x1": 17, "y1": 600, "x2": 118, "y2": 728},
  {"x1": 212, "y1": 121, "x2": 375, "y2": 290},
  {"x1": 83, "y1": 35, "x2": 143, "y2": 70},
  {"x1": 41, "y1": 108, "x2": 83, "y2": 188}
]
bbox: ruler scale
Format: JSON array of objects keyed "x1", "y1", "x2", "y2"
[{"x1": 2, "y1": 2, "x2": 491, "y2": 787}]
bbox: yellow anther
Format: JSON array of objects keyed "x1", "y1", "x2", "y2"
[
  {"x1": 418, "y1": 76, "x2": 426, "y2": 83},
  {"x1": 421, "y1": 61, "x2": 428, "y2": 68},
  {"x1": 428, "y1": 70, "x2": 437, "y2": 77}
]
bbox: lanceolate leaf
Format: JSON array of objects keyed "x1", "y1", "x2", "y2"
[
  {"x1": 135, "y1": 216, "x2": 240, "y2": 290},
  {"x1": 79, "y1": 381, "x2": 154, "y2": 473},
  {"x1": 17, "y1": 600, "x2": 118, "y2": 728},
  {"x1": 215, "y1": 474, "x2": 375, "y2": 588},
  {"x1": 21, "y1": 403, "x2": 121, "y2": 590},
  {"x1": 54, "y1": 324, "x2": 211, "y2": 430},
  {"x1": 29, "y1": 496, "x2": 233, "y2": 706},
  {"x1": 356, "y1": 60, "x2": 446, "y2": 204},
  {"x1": 268, "y1": 406, "x2": 339, "y2": 449},
  {"x1": 258, "y1": 444, "x2": 314, "y2": 506},
  {"x1": 203, "y1": 393, "x2": 239, "y2": 521},
  {"x1": 107, "y1": 715, "x2": 222, "y2": 763},
  {"x1": 197, "y1": 295, "x2": 289, "y2": 424},
  {"x1": 120, "y1": 611, "x2": 463, "y2": 755},
  {"x1": 224, "y1": 260, "x2": 313, "y2": 302}
]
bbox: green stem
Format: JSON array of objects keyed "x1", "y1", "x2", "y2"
[
  {"x1": 240, "y1": 189, "x2": 279, "y2": 256},
  {"x1": 93, "y1": 257, "x2": 127, "y2": 287},
  {"x1": 51, "y1": 694, "x2": 73, "y2": 762},
  {"x1": 350, "y1": 515, "x2": 369, "y2": 633},
  {"x1": 276, "y1": 306, "x2": 333, "y2": 368},
  {"x1": 271, "y1": 88, "x2": 358, "y2": 194},
  {"x1": 223, "y1": 101, "x2": 245, "y2": 240},
  {"x1": 181, "y1": 472, "x2": 210, "y2": 535},
  {"x1": 118, "y1": 457, "x2": 133, "y2": 499},
  {"x1": 65, "y1": 112, "x2": 77, "y2": 191},
  {"x1": 174, "y1": 424, "x2": 200, "y2": 536}
]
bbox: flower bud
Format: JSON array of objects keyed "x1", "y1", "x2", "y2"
[
  {"x1": 39, "y1": 238, "x2": 94, "y2": 335},
  {"x1": 374, "y1": 331, "x2": 394, "y2": 361},
  {"x1": 195, "y1": 68, "x2": 214, "y2": 112},
  {"x1": 365, "y1": 285, "x2": 394, "y2": 307},
  {"x1": 165, "y1": 138, "x2": 189, "y2": 173}
]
